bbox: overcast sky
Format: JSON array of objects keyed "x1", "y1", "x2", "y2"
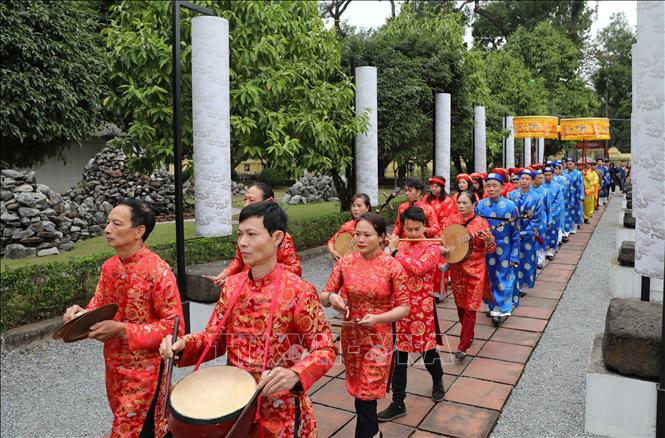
[{"x1": 335, "y1": 1, "x2": 637, "y2": 43}]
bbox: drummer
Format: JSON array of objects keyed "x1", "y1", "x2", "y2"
[
  {"x1": 63, "y1": 199, "x2": 185, "y2": 438},
  {"x1": 327, "y1": 193, "x2": 371, "y2": 261},
  {"x1": 213, "y1": 182, "x2": 301, "y2": 287},
  {"x1": 160, "y1": 202, "x2": 336, "y2": 437},
  {"x1": 392, "y1": 176, "x2": 440, "y2": 239},
  {"x1": 441, "y1": 190, "x2": 495, "y2": 360}
]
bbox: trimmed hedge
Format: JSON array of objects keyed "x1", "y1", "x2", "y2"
[{"x1": 0, "y1": 203, "x2": 399, "y2": 331}]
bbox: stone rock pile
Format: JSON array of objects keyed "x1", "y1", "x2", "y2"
[
  {"x1": 283, "y1": 173, "x2": 338, "y2": 205},
  {"x1": 1, "y1": 169, "x2": 101, "y2": 258},
  {"x1": 65, "y1": 147, "x2": 177, "y2": 225},
  {"x1": 232, "y1": 181, "x2": 248, "y2": 197}
]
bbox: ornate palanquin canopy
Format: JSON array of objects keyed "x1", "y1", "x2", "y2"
[
  {"x1": 559, "y1": 117, "x2": 611, "y2": 141},
  {"x1": 512, "y1": 116, "x2": 559, "y2": 139}
]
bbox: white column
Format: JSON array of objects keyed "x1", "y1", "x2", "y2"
[
  {"x1": 505, "y1": 115, "x2": 515, "y2": 169},
  {"x1": 474, "y1": 105, "x2": 487, "y2": 172},
  {"x1": 523, "y1": 137, "x2": 532, "y2": 166},
  {"x1": 191, "y1": 16, "x2": 232, "y2": 237},
  {"x1": 355, "y1": 66, "x2": 379, "y2": 206},
  {"x1": 630, "y1": 43, "x2": 638, "y2": 219},
  {"x1": 435, "y1": 93, "x2": 451, "y2": 192},
  {"x1": 537, "y1": 137, "x2": 545, "y2": 164},
  {"x1": 634, "y1": 1, "x2": 665, "y2": 279}
]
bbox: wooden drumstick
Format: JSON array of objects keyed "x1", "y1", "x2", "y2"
[{"x1": 162, "y1": 316, "x2": 180, "y2": 418}]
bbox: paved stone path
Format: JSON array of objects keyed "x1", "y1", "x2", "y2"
[{"x1": 1, "y1": 202, "x2": 610, "y2": 437}]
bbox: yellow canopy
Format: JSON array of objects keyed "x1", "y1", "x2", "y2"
[
  {"x1": 559, "y1": 118, "x2": 611, "y2": 141},
  {"x1": 513, "y1": 116, "x2": 559, "y2": 139}
]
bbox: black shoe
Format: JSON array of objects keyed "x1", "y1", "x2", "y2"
[
  {"x1": 435, "y1": 296, "x2": 441, "y2": 304},
  {"x1": 519, "y1": 290, "x2": 527, "y2": 297},
  {"x1": 455, "y1": 351, "x2": 466, "y2": 361},
  {"x1": 562, "y1": 236, "x2": 568, "y2": 242},
  {"x1": 432, "y1": 380, "x2": 445, "y2": 402},
  {"x1": 377, "y1": 403, "x2": 406, "y2": 422},
  {"x1": 584, "y1": 219, "x2": 590, "y2": 224},
  {"x1": 492, "y1": 315, "x2": 501, "y2": 326},
  {"x1": 546, "y1": 255, "x2": 554, "y2": 261}
]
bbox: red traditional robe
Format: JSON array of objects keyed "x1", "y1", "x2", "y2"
[
  {"x1": 422, "y1": 195, "x2": 457, "y2": 294},
  {"x1": 394, "y1": 241, "x2": 440, "y2": 352},
  {"x1": 178, "y1": 267, "x2": 336, "y2": 437},
  {"x1": 327, "y1": 219, "x2": 357, "y2": 247},
  {"x1": 86, "y1": 245, "x2": 185, "y2": 438},
  {"x1": 501, "y1": 182, "x2": 517, "y2": 198},
  {"x1": 323, "y1": 251, "x2": 409, "y2": 400},
  {"x1": 223, "y1": 232, "x2": 302, "y2": 277},
  {"x1": 447, "y1": 215, "x2": 496, "y2": 311},
  {"x1": 392, "y1": 200, "x2": 440, "y2": 238}
]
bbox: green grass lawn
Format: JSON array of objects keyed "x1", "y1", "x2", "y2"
[{"x1": 1, "y1": 200, "x2": 346, "y2": 272}]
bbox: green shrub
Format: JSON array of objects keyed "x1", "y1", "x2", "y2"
[
  {"x1": 258, "y1": 168, "x2": 292, "y2": 187},
  {"x1": 0, "y1": 202, "x2": 399, "y2": 332}
]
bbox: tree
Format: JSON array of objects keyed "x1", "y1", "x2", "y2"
[
  {"x1": 504, "y1": 21, "x2": 600, "y2": 156},
  {"x1": 0, "y1": 0, "x2": 108, "y2": 167},
  {"x1": 319, "y1": 0, "x2": 352, "y2": 36},
  {"x1": 341, "y1": 3, "x2": 482, "y2": 179},
  {"x1": 471, "y1": 0, "x2": 596, "y2": 50},
  {"x1": 590, "y1": 12, "x2": 635, "y2": 152},
  {"x1": 103, "y1": 1, "x2": 366, "y2": 210}
]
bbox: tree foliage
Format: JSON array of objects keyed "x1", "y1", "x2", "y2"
[
  {"x1": 590, "y1": 12, "x2": 635, "y2": 152},
  {"x1": 0, "y1": 0, "x2": 108, "y2": 167},
  {"x1": 341, "y1": 3, "x2": 488, "y2": 178},
  {"x1": 103, "y1": 0, "x2": 366, "y2": 210},
  {"x1": 471, "y1": 0, "x2": 596, "y2": 50}
]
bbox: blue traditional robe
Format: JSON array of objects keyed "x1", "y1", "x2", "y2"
[
  {"x1": 554, "y1": 174, "x2": 569, "y2": 232},
  {"x1": 563, "y1": 169, "x2": 585, "y2": 231},
  {"x1": 533, "y1": 184, "x2": 551, "y2": 252},
  {"x1": 476, "y1": 196, "x2": 521, "y2": 315},
  {"x1": 508, "y1": 188, "x2": 544, "y2": 289},
  {"x1": 540, "y1": 180, "x2": 563, "y2": 251}
]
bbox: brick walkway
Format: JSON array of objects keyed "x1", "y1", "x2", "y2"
[{"x1": 309, "y1": 205, "x2": 606, "y2": 438}]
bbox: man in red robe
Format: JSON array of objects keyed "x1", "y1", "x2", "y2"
[
  {"x1": 64, "y1": 199, "x2": 184, "y2": 438},
  {"x1": 161, "y1": 202, "x2": 336, "y2": 437},
  {"x1": 393, "y1": 176, "x2": 440, "y2": 238}
]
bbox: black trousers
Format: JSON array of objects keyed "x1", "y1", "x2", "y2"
[
  {"x1": 355, "y1": 398, "x2": 378, "y2": 438},
  {"x1": 391, "y1": 349, "x2": 443, "y2": 405}
]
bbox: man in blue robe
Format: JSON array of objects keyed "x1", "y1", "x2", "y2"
[
  {"x1": 596, "y1": 158, "x2": 611, "y2": 206},
  {"x1": 553, "y1": 161, "x2": 569, "y2": 245},
  {"x1": 531, "y1": 169, "x2": 550, "y2": 269},
  {"x1": 541, "y1": 167, "x2": 563, "y2": 260},
  {"x1": 477, "y1": 173, "x2": 520, "y2": 325},
  {"x1": 508, "y1": 170, "x2": 544, "y2": 296},
  {"x1": 563, "y1": 158, "x2": 585, "y2": 235}
]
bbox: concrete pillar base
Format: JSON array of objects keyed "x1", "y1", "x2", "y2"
[{"x1": 608, "y1": 256, "x2": 663, "y2": 302}]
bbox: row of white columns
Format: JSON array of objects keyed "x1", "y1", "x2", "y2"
[{"x1": 187, "y1": 17, "x2": 545, "y2": 237}]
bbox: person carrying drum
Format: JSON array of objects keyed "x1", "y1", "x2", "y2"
[
  {"x1": 327, "y1": 193, "x2": 371, "y2": 261},
  {"x1": 63, "y1": 199, "x2": 185, "y2": 438},
  {"x1": 377, "y1": 206, "x2": 445, "y2": 423},
  {"x1": 161, "y1": 202, "x2": 336, "y2": 437},
  {"x1": 441, "y1": 190, "x2": 495, "y2": 360},
  {"x1": 213, "y1": 182, "x2": 301, "y2": 288},
  {"x1": 321, "y1": 212, "x2": 410, "y2": 438},
  {"x1": 392, "y1": 176, "x2": 440, "y2": 239},
  {"x1": 476, "y1": 173, "x2": 521, "y2": 325}
]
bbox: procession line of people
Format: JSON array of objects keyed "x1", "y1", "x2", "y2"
[{"x1": 61, "y1": 159, "x2": 602, "y2": 437}]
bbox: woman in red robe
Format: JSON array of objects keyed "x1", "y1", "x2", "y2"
[
  {"x1": 327, "y1": 193, "x2": 371, "y2": 261},
  {"x1": 320, "y1": 212, "x2": 410, "y2": 438},
  {"x1": 377, "y1": 206, "x2": 444, "y2": 422},
  {"x1": 442, "y1": 190, "x2": 496, "y2": 360},
  {"x1": 64, "y1": 200, "x2": 185, "y2": 438},
  {"x1": 392, "y1": 177, "x2": 440, "y2": 239},
  {"x1": 214, "y1": 182, "x2": 301, "y2": 287},
  {"x1": 162, "y1": 202, "x2": 336, "y2": 437},
  {"x1": 423, "y1": 176, "x2": 457, "y2": 300}
]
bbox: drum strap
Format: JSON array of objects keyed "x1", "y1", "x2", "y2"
[{"x1": 254, "y1": 266, "x2": 284, "y2": 437}]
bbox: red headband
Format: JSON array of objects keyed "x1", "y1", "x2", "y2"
[{"x1": 429, "y1": 177, "x2": 446, "y2": 186}]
